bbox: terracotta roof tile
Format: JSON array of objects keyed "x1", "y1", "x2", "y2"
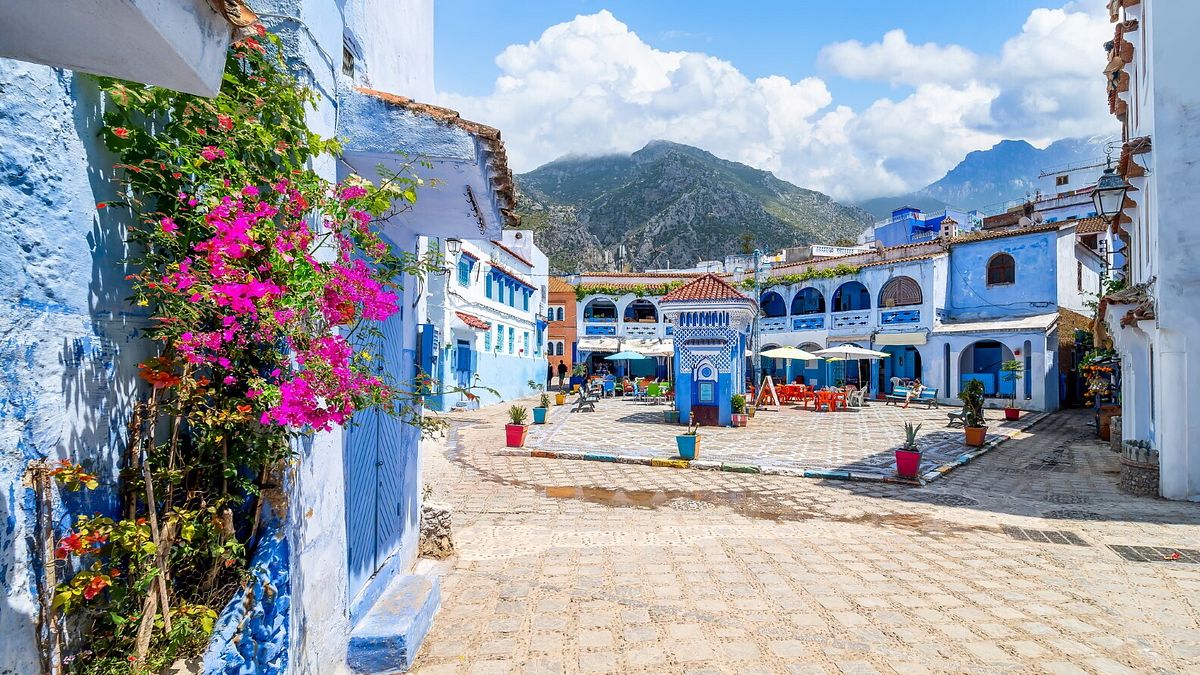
[
  {"x1": 580, "y1": 271, "x2": 707, "y2": 279},
  {"x1": 1072, "y1": 217, "x2": 1108, "y2": 234},
  {"x1": 548, "y1": 277, "x2": 575, "y2": 293},
  {"x1": 661, "y1": 274, "x2": 750, "y2": 303},
  {"x1": 948, "y1": 222, "x2": 1061, "y2": 244},
  {"x1": 455, "y1": 311, "x2": 491, "y2": 330},
  {"x1": 354, "y1": 87, "x2": 519, "y2": 227}
]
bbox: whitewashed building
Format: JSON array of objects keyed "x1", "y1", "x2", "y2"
[{"x1": 1097, "y1": 0, "x2": 1200, "y2": 501}]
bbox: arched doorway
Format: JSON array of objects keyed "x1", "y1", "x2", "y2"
[
  {"x1": 879, "y1": 346, "x2": 922, "y2": 394},
  {"x1": 758, "y1": 343, "x2": 783, "y2": 382},
  {"x1": 797, "y1": 341, "x2": 825, "y2": 387},
  {"x1": 959, "y1": 340, "x2": 1015, "y2": 397}
]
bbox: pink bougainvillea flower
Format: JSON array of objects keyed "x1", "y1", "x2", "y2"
[
  {"x1": 54, "y1": 532, "x2": 85, "y2": 559},
  {"x1": 112, "y1": 127, "x2": 129, "y2": 138},
  {"x1": 242, "y1": 185, "x2": 260, "y2": 198},
  {"x1": 200, "y1": 146, "x2": 225, "y2": 162},
  {"x1": 160, "y1": 217, "x2": 178, "y2": 235},
  {"x1": 217, "y1": 114, "x2": 234, "y2": 131}
]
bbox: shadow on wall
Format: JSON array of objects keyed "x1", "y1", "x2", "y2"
[{"x1": 59, "y1": 72, "x2": 151, "y2": 514}]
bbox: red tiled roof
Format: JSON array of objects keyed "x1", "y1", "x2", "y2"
[
  {"x1": 948, "y1": 222, "x2": 1061, "y2": 244},
  {"x1": 548, "y1": 277, "x2": 575, "y2": 293},
  {"x1": 661, "y1": 274, "x2": 750, "y2": 303},
  {"x1": 455, "y1": 311, "x2": 491, "y2": 330},
  {"x1": 580, "y1": 271, "x2": 707, "y2": 279},
  {"x1": 1073, "y1": 217, "x2": 1108, "y2": 234}
]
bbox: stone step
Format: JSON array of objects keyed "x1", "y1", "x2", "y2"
[{"x1": 347, "y1": 572, "x2": 441, "y2": 674}]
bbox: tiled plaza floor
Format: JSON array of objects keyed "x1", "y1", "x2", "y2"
[
  {"x1": 523, "y1": 397, "x2": 1039, "y2": 481},
  {"x1": 413, "y1": 403, "x2": 1200, "y2": 675}
]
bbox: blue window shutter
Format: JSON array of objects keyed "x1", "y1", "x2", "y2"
[{"x1": 485, "y1": 274, "x2": 492, "y2": 298}]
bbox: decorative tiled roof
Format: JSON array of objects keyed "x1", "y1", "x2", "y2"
[
  {"x1": 858, "y1": 254, "x2": 939, "y2": 269},
  {"x1": 454, "y1": 311, "x2": 491, "y2": 330},
  {"x1": 579, "y1": 271, "x2": 708, "y2": 279},
  {"x1": 354, "y1": 87, "x2": 519, "y2": 227},
  {"x1": 660, "y1": 274, "x2": 750, "y2": 303}
]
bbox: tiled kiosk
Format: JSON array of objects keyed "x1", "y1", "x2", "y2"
[{"x1": 660, "y1": 275, "x2": 757, "y2": 426}]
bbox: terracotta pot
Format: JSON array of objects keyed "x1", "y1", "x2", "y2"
[
  {"x1": 964, "y1": 426, "x2": 988, "y2": 447},
  {"x1": 1004, "y1": 407, "x2": 1020, "y2": 421},
  {"x1": 731, "y1": 413, "x2": 748, "y2": 427},
  {"x1": 895, "y1": 448, "x2": 922, "y2": 478},
  {"x1": 504, "y1": 424, "x2": 527, "y2": 447}
]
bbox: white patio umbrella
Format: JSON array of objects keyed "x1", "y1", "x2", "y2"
[
  {"x1": 814, "y1": 345, "x2": 889, "y2": 390},
  {"x1": 759, "y1": 346, "x2": 820, "y2": 361}
]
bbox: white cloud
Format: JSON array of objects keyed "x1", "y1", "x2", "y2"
[
  {"x1": 819, "y1": 29, "x2": 981, "y2": 87},
  {"x1": 435, "y1": 4, "x2": 1115, "y2": 201}
]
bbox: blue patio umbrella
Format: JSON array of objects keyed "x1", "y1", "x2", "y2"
[{"x1": 605, "y1": 350, "x2": 648, "y2": 379}]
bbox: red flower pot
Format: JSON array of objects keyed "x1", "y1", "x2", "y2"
[
  {"x1": 1004, "y1": 407, "x2": 1020, "y2": 421},
  {"x1": 504, "y1": 423, "x2": 527, "y2": 447},
  {"x1": 895, "y1": 448, "x2": 922, "y2": 479},
  {"x1": 731, "y1": 413, "x2": 748, "y2": 427},
  {"x1": 964, "y1": 426, "x2": 988, "y2": 447}
]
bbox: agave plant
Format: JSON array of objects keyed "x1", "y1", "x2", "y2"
[
  {"x1": 507, "y1": 405, "x2": 529, "y2": 426},
  {"x1": 902, "y1": 422, "x2": 922, "y2": 451}
]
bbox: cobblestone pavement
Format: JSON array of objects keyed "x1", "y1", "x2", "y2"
[
  {"x1": 413, "y1": 402, "x2": 1200, "y2": 675},
  {"x1": 524, "y1": 398, "x2": 1037, "y2": 480}
]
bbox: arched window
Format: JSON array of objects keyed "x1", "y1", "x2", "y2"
[
  {"x1": 790, "y1": 288, "x2": 825, "y2": 315},
  {"x1": 879, "y1": 276, "x2": 922, "y2": 307},
  {"x1": 623, "y1": 299, "x2": 659, "y2": 323},
  {"x1": 831, "y1": 281, "x2": 870, "y2": 312},
  {"x1": 583, "y1": 298, "x2": 617, "y2": 321},
  {"x1": 987, "y1": 253, "x2": 1015, "y2": 285},
  {"x1": 760, "y1": 291, "x2": 787, "y2": 318}
]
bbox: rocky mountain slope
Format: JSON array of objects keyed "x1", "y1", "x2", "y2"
[
  {"x1": 515, "y1": 141, "x2": 873, "y2": 274},
  {"x1": 857, "y1": 137, "x2": 1108, "y2": 219}
]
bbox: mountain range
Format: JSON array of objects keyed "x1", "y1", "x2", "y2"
[
  {"x1": 856, "y1": 137, "x2": 1109, "y2": 219},
  {"x1": 516, "y1": 141, "x2": 873, "y2": 273}
]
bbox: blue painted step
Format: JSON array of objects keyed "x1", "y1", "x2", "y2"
[{"x1": 347, "y1": 573, "x2": 441, "y2": 673}]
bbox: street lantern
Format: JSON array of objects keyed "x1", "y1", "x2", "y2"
[
  {"x1": 445, "y1": 238, "x2": 463, "y2": 256},
  {"x1": 1092, "y1": 166, "x2": 1130, "y2": 221}
]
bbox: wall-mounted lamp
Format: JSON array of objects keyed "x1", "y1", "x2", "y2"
[{"x1": 445, "y1": 238, "x2": 463, "y2": 256}]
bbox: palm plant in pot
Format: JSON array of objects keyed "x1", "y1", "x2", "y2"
[
  {"x1": 731, "y1": 393, "x2": 748, "y2": 427},
  {"x1": 1000, "y1": 359, "x2": 1024, "y2": 421},
  {"x1": 895, "y1": 422, "x2": 922, "y2": 479},
  {"x1": 959, "y1": 378, "x2": 987, "y2": 447},
  {"x1": 533, "y1": 392, "x2": 551, "y2": 424},
  {"x1": 675, "y1": 412, "x2": 700, "y2": 460},
  {"x1": 505, "y1": 405, "x2": 529, "y2": 447}
]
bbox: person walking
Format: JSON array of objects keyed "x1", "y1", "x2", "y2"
[{"x1": 556, "y1": 359, "x2": 568, "y2": 389}]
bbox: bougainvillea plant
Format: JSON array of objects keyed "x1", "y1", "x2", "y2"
[{"x1": 51, "y1": 26, "x2": 458, "y2": 672}]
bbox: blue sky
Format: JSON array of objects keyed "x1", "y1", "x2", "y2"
[{"x1": 432, "y1": 1, "x2": 1115, "y2": 200}]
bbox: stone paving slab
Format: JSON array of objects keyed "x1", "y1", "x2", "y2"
[
  {"x1": 519, "y1": 398, "x2": 1046, "y2": 484},
  {"x1": 412, "y1": 406, "x2": 1200, "y2": 674}
]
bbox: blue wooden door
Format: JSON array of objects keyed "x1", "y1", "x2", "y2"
[{"x1": 345, "y1": 310, "x2": 413, "y2": 602}]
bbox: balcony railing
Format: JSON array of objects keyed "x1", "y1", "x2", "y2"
[
  {"x1": 831, "y1": 309, "x2": 872, "y2": 331},
  {"x1": 584, "y1": 316, "x2": 617, "y2": 323},
  {"x1": 623, "y1": 324, "x2": 661, "y2": 338},
  {"x1": 880, "y1": 309, "x2": 921, "y2": 325},
  {"x1": 792, "y1": 315, "x2": 825, "y2": 331},
  {"x1": 585, "y1": 325, "x2": 616, "y2": 336},
  {"x1": 760, "y1": 317, "x2": 789, "y2": 333}
]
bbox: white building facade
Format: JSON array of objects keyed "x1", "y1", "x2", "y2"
[{"x1": 1099, "y1": 0, "x2": 1200, "y2": 501}]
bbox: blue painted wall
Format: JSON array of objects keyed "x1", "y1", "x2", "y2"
[
  {"x1": 0, "y1": 58, "x2": 152, "y2": 672},
  {"x1": 946, "y1": 230, "x2": 1058, "y2": 321}
]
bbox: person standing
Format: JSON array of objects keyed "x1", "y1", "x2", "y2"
[
  {"x1": 546, "y1": 360, "x2": 553, "y2": 389},
  {"x1": 556, "y1": 359, "x2": 568, "y2": 388}
]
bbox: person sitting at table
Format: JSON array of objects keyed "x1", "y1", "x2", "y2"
[{"x1": 903, "y1": 378, "x2": 926, "y2": 408}]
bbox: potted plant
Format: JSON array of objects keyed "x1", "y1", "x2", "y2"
[
  {"x1": 1000, "y1": 359, "x2": 1024, "y2": 421},
  {"x1": 532, "y1": 392, "x2": 550, "y2": 424},
  {"x1": 730, "y1": 394, "x2": 748, "y2": 427},
  {"x1": 895, "y1": 422, "x2": 922, "y2": 479},
  {"x1": 959, "y1": 379, "x2": 987, "y2": 447},
  {"x1": 554, "y1": 389, "x2": 567, "y2": 406},
  {"x1": 663, "y1": 397, "x2": 680, "y2": 424},
  {"x1": 505, "y1": 405, "x2": 529, "y2": 447},
  {"x1": 675, "y1": 412, "x2": 700, "y2": 460},
  {"x1": 569, "y1": 363, "x2": 587, "y2": 392}
]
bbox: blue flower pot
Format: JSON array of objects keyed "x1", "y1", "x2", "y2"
[
  {"x1": 675, "y1": 434, "x2": 699, "y2": 460},
  {"x1": 532, "y1": 407, "x2": 548, "y2": 424}
]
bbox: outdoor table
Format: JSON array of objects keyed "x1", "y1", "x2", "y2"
[{"x1": 815, "y1": 390, "x2": 847, "y2": 412}]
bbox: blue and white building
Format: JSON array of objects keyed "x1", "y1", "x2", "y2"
[
  {"x1": 575, "y1": 214, "x2": 1112, "y2": 413},
  {"x1": 423, "y1": 232, "x2": 549, "y2": 411},
  {"x1": 1, "y1": 1, "x2": 515, "y2": 672}
]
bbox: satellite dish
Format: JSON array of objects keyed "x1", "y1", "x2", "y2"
[{"x1": 1018, "y1": 216, "x2": 1033, "y2": 228}]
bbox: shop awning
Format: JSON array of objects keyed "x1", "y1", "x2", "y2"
[
  {"x1": 577, "y1": 337, "x2": 620, "y2": 353},
  {"x1": 932, "y1": 312, "x2": 1058, "y2": 335},
  {"x1": 874, "y1": 331, "x2": 927, "y2": 346}
]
